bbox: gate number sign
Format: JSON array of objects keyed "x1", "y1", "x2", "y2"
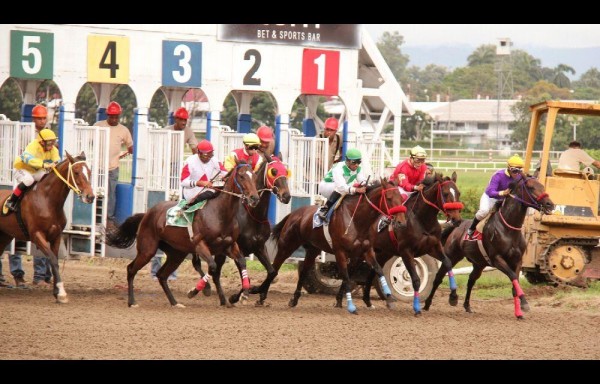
[
  {"x1": 301, "y1": 48, "x2": 339, "y2": 96},
  {"x1": 10, "y1": 30, "x2": 54, "y2": 80}
]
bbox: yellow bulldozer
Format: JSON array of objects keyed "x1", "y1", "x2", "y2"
[{"x1": 523, "y1": 100, "x2": 600, "y2": 287}]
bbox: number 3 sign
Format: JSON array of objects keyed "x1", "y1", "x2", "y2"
[{"x1": 301, "y1": 48, "x2": 339, "y2": 96}]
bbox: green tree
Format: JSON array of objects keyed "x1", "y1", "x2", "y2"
[
  {"x1": 376, "y1": 31, "x2": 410, "y2": 82},
  {"x1": 75, "y1": 83, "x2": 97, "y2": 125},
  {"x1": 0, "y1": 79, "x2": 23, "y2": 121},
  {"x1": 443, "y1": 65, "x2": 497, "y2": 99},
  {"x1": 573, "y1": 68, "x2": 600, "y2": 89},
  {"x1": 552, "y1": 64, "x2": 576, "y2": 89},
  {"x1": 467, "y1": 44, "x2": 496, "y2": 67},
  {"x1": 149, "y1": 89, "x2": 168, "y2": 127}
]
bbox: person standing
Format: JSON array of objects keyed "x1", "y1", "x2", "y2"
[
  {"x1": 5, "y1": 128, "x2": 60, "y2": 287},
  {"x1": 316, "y1": 148, "x2": 368, "y2": 221},
  {"x1": 94, "y1": 101, "x2": 134, "y2": 224},
  {"x1": 6, "y1": 105, "x2": 56, "y2": 287},
  {"x1": 390, "y1": 145, "x2": 428, "y2": 200},
  {"x1": 467, "y1": 155, "x2": 525, "y2": 239},
  {"x1": 557, "y1": 140, "x2": 600, "y2": 171},
  {"x1": 256, "y1": 125, "x2": 275, "y2": 156},
  {"x1": 168, "y1": 107, "x2": 198, "y2": 154},
  {"x1": 318, "y1": 117, "x2": 343, "y2": 171}
]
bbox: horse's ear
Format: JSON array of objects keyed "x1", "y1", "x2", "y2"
[
  {"x1": 65, "y1": 151, "x2": 74, "y2": 163},
  {"x1": 452, "y1": 171, "x2": 458, "y2": 183},
  {"x1": 79, "y1": 150, "x2": 86, "y2": 160}
]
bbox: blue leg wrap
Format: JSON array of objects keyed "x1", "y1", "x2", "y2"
[
  {"x1": 413, "y1": 295, "x2": 421, "y2": 313},
  {"x1": 346, "y1": 292, "x2": 356, "y2": 313},
  {"x1": 379, "y1": 276, "x2": 391, "y2": 296}
]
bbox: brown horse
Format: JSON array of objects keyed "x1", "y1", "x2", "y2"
[
  {"x1": 0, "y1": 152, "x2": 95, "y2": 303},
  {"x1": 258, "y1": 178, "x2": 407, "y2": 314},
  {"x1": 225, "y1": 155, "x2": 292, "y2": 305},
  {"x1": 360, "y1": 172, "x2": 464, "y2": 315},
  {"x1": 104, "y1": 163, "x2": 260, "y2": 308},
  {"x1": 425, "y1": 174, "x2": 554, "y2": 319}
]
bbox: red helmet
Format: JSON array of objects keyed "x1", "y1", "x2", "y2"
[
  {"x1": 32, "y1": 105, "x2": 48, "y2": 118},
  {"x1": 174, "y1": 107, "x2": 189, "y2": 120},
  {"x1": 257, "y1": 125, "x2": 273, "y2": 142},
  {"x1": 106, "y1": 101, "x2": 122, "y2": 115},
  {"x1": 197, "y1": 139, "x2": 214, "y2": 153},
  {"x1": 324, "y1": 117, "x2": 339, "y2": 131}
]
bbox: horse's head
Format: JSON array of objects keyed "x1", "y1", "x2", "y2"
[
  {"x1": 367, "y1": 178, "x2": 407, "y2": 226},
  {"x1": 264, "y1": 155, "x2": 291, "y2": 204},
  {"x1": 59, "y1": 151, "x2": 95, "y2": 204},
  {"x1": 423, "y1": 172, "x2": 464, "y2": 225},
  {"x1": 232, "y1": 162, "x2": 260, "y2": 207},
  {"x1": 511, "y1": 175, "x2": 555, "y2": 214}
]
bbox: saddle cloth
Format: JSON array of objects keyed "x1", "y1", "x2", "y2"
[{"x1": 166, "y1": 199, "x2": 207, "y2": 227}]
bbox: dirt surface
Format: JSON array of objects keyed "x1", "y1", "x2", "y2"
[{"x1": 1, "y1": 254, "x2": 599, "y2": 360}]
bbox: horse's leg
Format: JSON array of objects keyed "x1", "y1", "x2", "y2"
[
  {"x1": 255, "y1": 244, "x2": 290, "y2": 305},
  {"x1": 290, "y1": 247, "x2": 319, "y2": 308},
  {"x1": 335, "y1": 251, "x2": 357, "y2": 315},
  {"x1": 463, "y1": 263, "x2": 485, "y2": 314},
  {"x1": 364, "y1": 250, "x2": 398, "y2": 311},
  {"x1": 212, "y1": 253, "x2": 229, "y2": 307},
  {"x1": 361, "y1": 269, "x2": 376, "y2": 308},
  {"x1": 492, "y1": 257, "x2": 527, "y2": 319},
  {"x1": 127, "y1": 233, "x2": 160, "y2": 308},
  {"x1": 156, "y1": 248, "x2": 187, "y2": 308},
  {"x1": 187, "y1": 241, "x2": 216, "y2": 300},
  {"x1": 235, "y1": 245, "x2": 274, "y2": 306},
  {"x1": 399, "y1": 254, "x2": 422, "y2": 315},
  {"x1": 438, "y1": 249, "x2": 459, "y2": 306},
  {"x1": 191, "y1": 254, "x2": 211, "y2": 297},
  {"x1": 423, "y1": 257, "x2": 451, "y2": 311},
  {"x1": 228, "y1": 243, "x2": 251, "y2": 306},
  {"x1": 31, "y1": 231, "x2": 66, "y2": 303}
]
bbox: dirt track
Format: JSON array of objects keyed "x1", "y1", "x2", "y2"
[{"x1": 1, "y1": 255, "x2": 599, "y2": 360}]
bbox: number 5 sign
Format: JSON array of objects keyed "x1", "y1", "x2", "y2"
[
  {"x1": 301, "y1": 48, "x2": 339, "y2": 96},
  {"x1": 10, "y1": 30, "x2": 54, "y2": 80}
]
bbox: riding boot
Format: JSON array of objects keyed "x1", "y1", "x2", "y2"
[
  {"x1": 467, "y1": 217, "x2": 481, "y2": 239},
  {"x1": 184, "y1": 190, "x2": 217, "y2": 210},
  {"x1": 317, "y1": 191, "x2": 341, "y2": 220},
  {"x1": 5, "y1": 183, "x2": 28, "y2": 212}
]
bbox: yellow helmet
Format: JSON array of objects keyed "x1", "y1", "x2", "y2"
[
  {"x1": 242, "y1": 133, "x2": 261, "y2": 146},
  {"x1": 507, "y1": 155, "x2": 524, "y2": 168},
  {"x1": 410, "y1": 145, "x2": 427, "y2": 159},
  {"x1": 38, "y1": 128, "x2": 57, "y2": 141}
]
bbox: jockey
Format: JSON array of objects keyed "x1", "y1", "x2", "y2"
[
  {"x1": 316, "y1": 148, "x2": 368, "y2": 221},
  {"x1": 5, "y1": 128, "x2": 60, "y2": 212},
  {"x1": 467, "y1": 154, "x2": 525, "y2": 239},
  {"x1": 181, "y1": 139, "x2": 227, "y2": 208},
  {"x1": 223, "y1": 133, "x2": 263, "y2": 172},
  {"x1": 390, "y1": 145, "x2": 428, "y2": 200}
]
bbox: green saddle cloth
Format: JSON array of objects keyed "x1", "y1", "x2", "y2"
[{"x1": 166, "y1": 199, "x2": 207, "y2": 227}]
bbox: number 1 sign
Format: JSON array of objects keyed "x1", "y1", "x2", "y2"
[{"x1": 301, "y1": 48, "x2": 339, "y2": 96}]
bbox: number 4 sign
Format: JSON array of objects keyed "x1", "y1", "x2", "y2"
[{"x1": 301, "y1": 48, "x2": 339, "y2": 96}]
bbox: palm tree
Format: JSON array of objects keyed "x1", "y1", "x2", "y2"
[
  {"x1": 552, "y1": 64, "x2": 576, "y2": 89},
  {"x1": 467, "y1": 45, "x2": 496, "y2": 67}
]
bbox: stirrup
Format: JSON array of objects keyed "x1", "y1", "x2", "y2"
[
  {"x1": 317, "y1": 209, "x2": 328, "y2": 220},
  {"x1": 466, "y1": 229, "x2": 475, "y2": 239}
]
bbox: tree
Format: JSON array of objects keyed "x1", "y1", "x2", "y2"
[
  {"x1": 0, "y1": 79, "x2": 23, "y2": 121},
  {"x1": 573, "y1": 68, "x2": 600, "y2": 89},
  {"x1": 467, "y1": 44, "x2": 496, "y2": 67},
  {"x1": 552, "y1": 64, "x2": 576, "y2": 89},
  {"x1": 376, "y1": 31, "x2": 410, "y2": 82},
  {"x1": 443, "y1": 65, "x2": 497, "y2": 99}
]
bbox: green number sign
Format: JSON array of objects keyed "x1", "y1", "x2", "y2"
[{"x1": 10, "y1": 30, "x2": 54, "y2": 79}]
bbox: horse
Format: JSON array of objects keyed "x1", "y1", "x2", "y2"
[
  {"x1": 424, "y1": 174, "x2": 555, "y2": 319},
  {"x1": 358, "y1": 172, "x2": 464, "y2": 316},
  {"x1": 104, "y1": 163, "x2": 260, "y2": 308},
  {"x1": 257, "y1": 178, "x2": 407, "y2": 314},
  {"x1": 0, "y1": 152, "x2": 95, "y2": 303},
  {"x1": 225, "y1": 155, "x2": 292, "y2": 305}
]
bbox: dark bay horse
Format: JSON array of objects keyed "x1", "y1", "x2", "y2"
[
  {"x1": 425, "y1": 174, "x2": 554, "y2": 319},
  {"x1": 0, "y1": 152, "x2": 95, "y2": 303},
  {"x1": 226, "y1": 156, "x2": 291, "y2": 305},
  {"x1": 105, "y1": 163, "x2": 259, "y2": 308},
  {"x1": 360, "y1": 172, "x2": 464, "y2": 315},
  {"x1": 258, "y1": 178, "x2": 407, "y2": 314}
]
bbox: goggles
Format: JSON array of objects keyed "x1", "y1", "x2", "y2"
[
  {"x1": 509, "y1": 167, "x2": 523, "y2": 174},
  {"x1": 348, "y1": 159, "x2": 362, "y2": 165},
  {"x1": 247, "y1": 145, "x2": 260, "y2": 150}
]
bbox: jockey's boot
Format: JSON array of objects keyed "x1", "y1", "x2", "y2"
[
  {"x1": 5, "y1": 183, "x2": 28, "y2": 212},
  {"x1": 467, "y1": 217, "x2": 481, "y2": 239},
  {"x1": 317, "y1": 191, "x2": 341, "y2": 221},
  {"x1": 184, "y1": 190, "x2": 217, "y2": 210}
]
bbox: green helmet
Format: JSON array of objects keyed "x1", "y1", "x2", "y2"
[{"x1": 346, "y1": 148, "x2": 362, "y2": 160}]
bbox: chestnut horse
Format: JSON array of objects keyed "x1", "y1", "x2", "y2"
[
  {"x1": 258, "y1": 178, "x2": 407, "y2": 314},
  {"x1": 105, "y1": 163, "x2": 259, "y2": 308},
  {"x1": 0, "y1": 152, "x2": 95, "y2": 303},
  {"x1": 360, "y1": 172, "x2": 464, "y2": 315},
  {"x1": 425, "y1": 174, "x2": 554, "y2": 319}
]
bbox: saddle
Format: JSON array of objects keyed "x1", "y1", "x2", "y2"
[{"x1": 166, "y1": 199, "x2": 208, "y2": 227}]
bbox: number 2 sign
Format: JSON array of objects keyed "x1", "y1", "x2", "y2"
[{"x1": 301, "y1": 48, "x2": 339, "y2": 96}]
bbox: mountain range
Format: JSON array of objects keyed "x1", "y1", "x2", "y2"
[{"x1": 402, "y1": 45, "x2": 600, "y2": 79}]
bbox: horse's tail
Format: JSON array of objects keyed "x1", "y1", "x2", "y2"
[
  {"x1": 105, "y1": 213, "x2": 145, "y2": 248},
  {"x1": 440, "y1": 224, "x2": 457, "y2": 246},
  {"x1": 270, "y1": 213, "x2": 291, "y2": 248}
]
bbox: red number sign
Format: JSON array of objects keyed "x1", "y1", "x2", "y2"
[{"x1": 301, "y1": 48, "x2": 339, "y2": 96}]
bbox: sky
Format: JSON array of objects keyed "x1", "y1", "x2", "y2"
[{"x1": 364, "y1": 24, "x2": 600, "y2": 49}]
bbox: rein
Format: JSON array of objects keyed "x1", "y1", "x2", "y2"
[
  {"x1": 52, "y1": 160, "x2": 87, "y2": 196},
  {"x1": 418, "y1": 180, "x2": 464, "y2": 216},
  {"x1": 498, "y1": 176, "x2": 549, "y2": 231}
]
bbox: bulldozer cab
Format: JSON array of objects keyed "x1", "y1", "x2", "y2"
[{"x1": 523, "y1": 101, "x2": 600, "y2": 287}]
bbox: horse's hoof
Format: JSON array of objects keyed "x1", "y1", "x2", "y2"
[
  {"x1": 173, "y1": 303, "x2": 186, "y2": 308},
  {"x1": 203, "y1": 284, "x2": 212, "y2": 297},
  {"x1": 349, "y1": 310, "x2": 358, "y2": 315},
  {"x1": 521, "y1": 303, "x2": 531, "y2": 312},
  {"x1": 367, "y1": 304, "x2": 376, "y2": 309},
  {"x1": 516, "y1": 315, "x2": 525, "y2": 320},
  {"x1": 465, "y1": 307, "x2": 473, "y2": 314},
  {"x1": 386, "y1": 294, "x2": 398, "y2": 303},
  {"x1": 187, "y1": 288, "x2": 198, "y2": 299},
  {"x1": 228, "y1": 294, "x2": 239, "y2": 304},
  {"x1": 56, "y1": 295, "x2": 68, "y2": 304},
  {"x1": 414, "y1": 311, "x2": 422, "y2": 317},
  {"x1": 240, "y1": 295, "x2": 249, "y2": 305},
  {"x1": 449, "y1": 295, "x2": 459, "y2": 307},
  {"x1": 129, "y1": 303, "x2": 139, "y2": 308}
]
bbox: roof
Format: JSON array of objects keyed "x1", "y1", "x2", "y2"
[{"x1": 415, "y1": 99, "x2": 519, "y2": 123}]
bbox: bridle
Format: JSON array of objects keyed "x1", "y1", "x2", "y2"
[
  {"x1": 52, "y1": 160, "x2": 90, "y2": 199},
  {"x1": 417, "y1": 180, "x2": 464, "y2": 217},
  {"x1": 498, "y1": 175, "x2": 551, "y2": 231}
]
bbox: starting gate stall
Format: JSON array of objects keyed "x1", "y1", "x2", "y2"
[{"x1": 0, "y1": 119, "x2": 35, "y2": 256}]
